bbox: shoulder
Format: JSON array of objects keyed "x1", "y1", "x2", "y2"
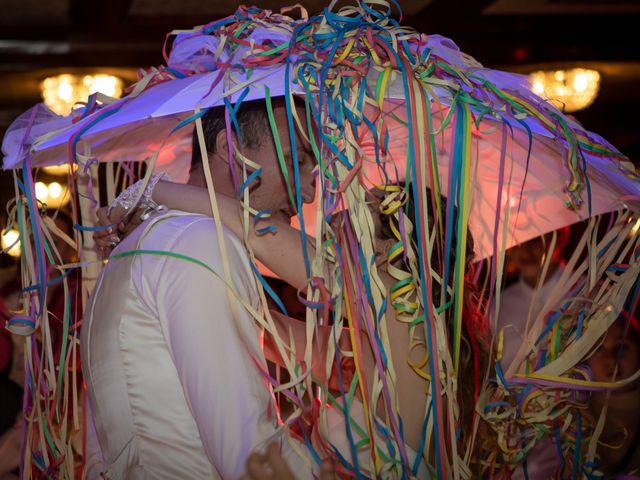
[
  {"x1": 135, "y1": 211, "x2": 257, "y2": 296},
  {"x1": 141, "y1": 212, "x2": 219, "y2": 245},
  {"x1": 138, "y1": 211, "x2": 246, "y2": 264}
]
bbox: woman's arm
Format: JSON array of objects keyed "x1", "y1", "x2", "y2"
[
  {"x1": 95, "y1": 181, "x2": 314, "y2": 291},
  {"x1": 96, "y1": 181, "x2": 353, "y2": 382},
  {"x1": 152, "y1": 181, "x2": 313, "y2": 291}
]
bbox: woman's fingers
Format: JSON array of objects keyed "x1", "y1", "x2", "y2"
[
  {"x1": 119, "y1": 208, "x2": 145, "y2": 236},
  {"x1": 93, "y1": 208, "x2": 113, "y2": 243},
  {"x1": 264, "y1": 442, "x2": 295, "y2": 479},
  {"x1": 106, "y1": 205, "x2": 127, "y2": 225},
  {"x1": 93, "y1": 206, "x2": 123, "y2": 257},
  {"x1": 244, "y1": 442, "x2": 299, "y2": 480},
  {"x1": 93, "y1": 209, "x2": 120, "y2": 245},
  {"x1": 319, "y1": 462, "x2": 336, "y2": 480},
  {"x1": 245, "y1": 451, "x2": 272, "y2": 480},
  {"x1": 96, "y1": 207, "x2": 111, "y2": 228}
]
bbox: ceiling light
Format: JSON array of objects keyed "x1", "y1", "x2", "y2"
[
  {"x1": 34, "y1": 181, "x2": 70, "y2": 208},
  {"x1": 42, "y1": 164, "x2": 78, "y2": 176},
  {"x1": 529, "y1": 68, "x2": 601, "y2": 113},
  {"x1": 40, "y1": 73, "x2": 124, "y2": 116},
  {"x1": 1, "y1": 229, "x2": 21, "y2": 258}
]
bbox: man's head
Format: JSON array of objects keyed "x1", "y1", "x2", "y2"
[
  {"x1": 509, "y1": 226, "x2": 569, "y2": 288},
  {"x1": 587, "y1": 316, "x2": 640, "y2": 385},
  {"x1": 189, "y1": 98, "x2": 317, "y2": 224}
]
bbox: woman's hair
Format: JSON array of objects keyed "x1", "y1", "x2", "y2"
[{"x1": 377, "y1": 184, "x2": 489, "y2": 451}]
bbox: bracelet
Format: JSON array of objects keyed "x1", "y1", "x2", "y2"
[
  {"x1": 139, "y1": 203, "x2": 168, "y2": 221},
  {"x1": 108, "y1": 172, "x2": 170, "y2": 217}
]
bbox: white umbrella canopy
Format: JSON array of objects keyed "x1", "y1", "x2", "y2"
[
  {"x1": 350, "y1": 98, "x2": 639, "y2": 258},
  {"x1": 2, "y1": 66, "x2": 301, "y2": 169},
  {"x1": 3, "y1": 69, "x2": 638, "y2": 259}
]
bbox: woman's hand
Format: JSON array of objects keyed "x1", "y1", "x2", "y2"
[
  {"x1": 242, "y1": 442, "x2": 334, "y2": 480},
  {"x1": 93, "y1": 205, "x2": 144, "y2": 257},
  {"x1": 93, "y1": 173, "x2": 169, "y2": 257}
]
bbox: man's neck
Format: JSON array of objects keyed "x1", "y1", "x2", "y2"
[{"x1": 188, "y1": 166, "x2": 234, "y2": 197}]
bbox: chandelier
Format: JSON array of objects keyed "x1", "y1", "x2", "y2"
[
  {"x1": 530, "y1": 68, "x2": 601, "y2": 113},
  {"x1": 40, "y1": 74, "x2": 124, "y2": 115}
]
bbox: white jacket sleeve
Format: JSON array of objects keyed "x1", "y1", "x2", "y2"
[{"x1": 147, "y1": 216, "x2": 314, "y2": 479}]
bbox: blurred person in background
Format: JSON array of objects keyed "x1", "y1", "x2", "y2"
[
  {"x1": 498, "y1": 227, "x2": 570, "y2": 369},
  {"x1": 496, "y1": 227, "x2": 570, "y2": 479},
  {"x1": 587, "y1": 307, "x2": 640, "y2": 476},
  {"x1": 0, "y1": 209, "x2": 81, "y2": 479}
]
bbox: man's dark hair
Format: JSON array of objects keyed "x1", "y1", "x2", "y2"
[{"x1": 190, "y1": 99, "x2": 273, "y2": 171}]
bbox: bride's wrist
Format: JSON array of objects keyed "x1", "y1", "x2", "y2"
[{"x1": 109, "y1": 172, "x2": 170, "y2": 218}]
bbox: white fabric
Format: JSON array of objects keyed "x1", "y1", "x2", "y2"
[{"x1": 81, "y1": 211, "x2": 314, "y2": 479}]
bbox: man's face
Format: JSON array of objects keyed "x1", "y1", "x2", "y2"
[
  {"x1": 510, "y1": 236, "x2": 545, "y2": 273},
  {"x1": 588, "y1": 321, "x2": 640, "y2": 384},
  {"x1": 233, "y1": 102, "x2": 316, "y2": 224},
  {"x1": 509, "y1": 233, "x2": 557, "y2": 282}
]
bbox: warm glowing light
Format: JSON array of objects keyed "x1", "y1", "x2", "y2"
[
  {"x1": 58, "y1": 80, "x2": 73, "y2": 101},
  {"x1": 1, "y1": 229, "x2": 21, "y2": 258},
  {"x1": 573, "y1": 72, "x2": 589, "y2": 92},
  {"x1": 41, "y1": 74, "x2": 124, "y2": 115},
  {"x1": 35, "y1": 181, "x2": 49, "y2": 200},
  {"x1": 42, "y1": 164, "x2": 78, "y2": 175},
  {"x1": 631, "y1": 218, "x2": 640, "y2": 236},
  {"x1": 33, "y1": 181, "x2": 70, "y2": 208},
  {"x1": 529, "y1": 68, "x2": 601, "y2": 113},
  {"x1": 48, "y1": 182, "x2": 63, "y2": 199},
  {"x1": 86, "y1": 75, "x2": 120, "y2": 97},
  {"x1": 532, "y1": 80, "x2": 545, "y2": 95}
]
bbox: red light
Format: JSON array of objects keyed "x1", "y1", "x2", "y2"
[{"x1": 513, "y1": 47, "x2": 529, "y2": 62}]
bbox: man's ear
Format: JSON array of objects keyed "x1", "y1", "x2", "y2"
[
  {"x1": 213, "y1": 128, "x2": 231, "y2": 164},
  {"x1": 214, "y1": 128, "x2": 246, "y2": 173}
]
